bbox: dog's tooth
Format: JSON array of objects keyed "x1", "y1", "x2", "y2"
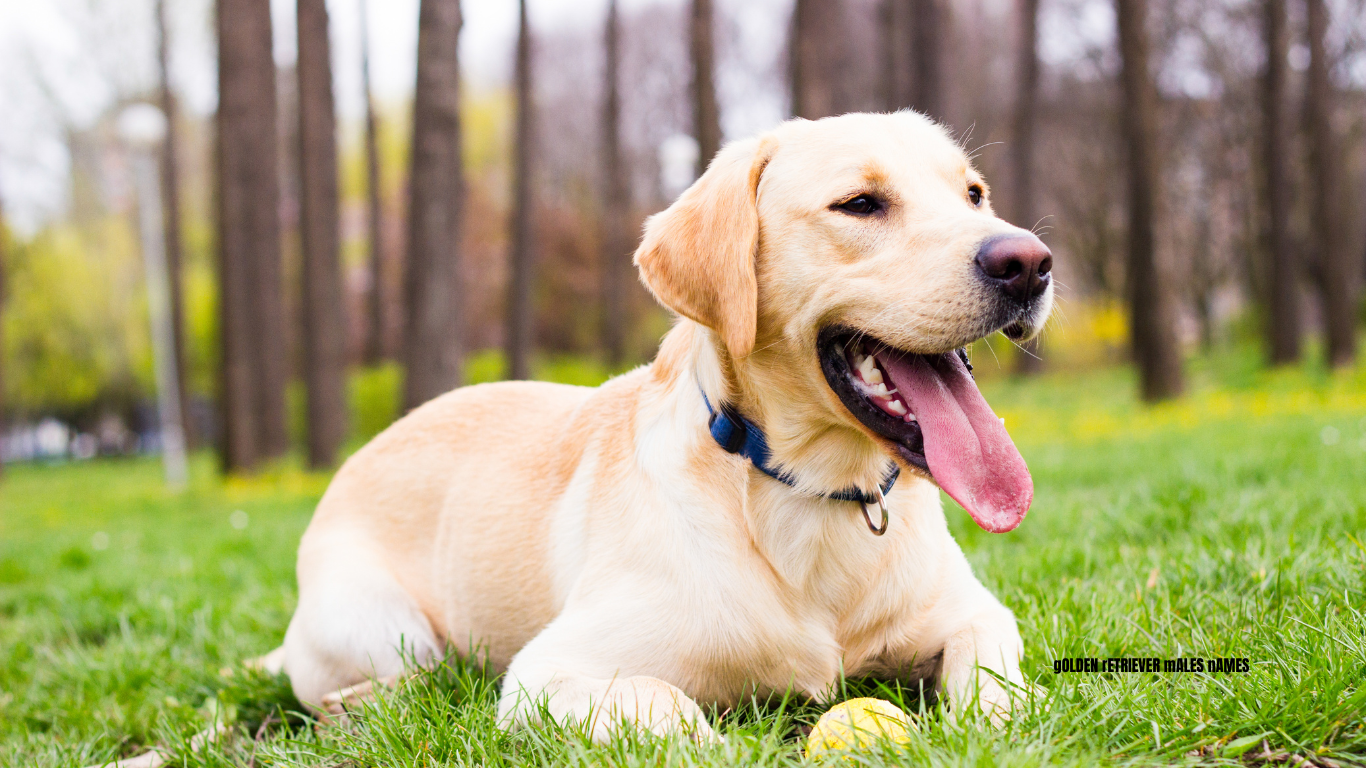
[
  {"x1": 871, "y1": 383, "x2": 890, "y2": 397},
  {"x1": 905, "y1": 412, "x2": 917, "y2": 423},
  {"x1": 865, "y1": 365, "x2": 883, "y2": 385},
  {"x1": 886, "y1": 399, "x2": 908, "y2": 416},
  {"x1": 858, "y1": 355, "x2": 877, "y2": 380}
]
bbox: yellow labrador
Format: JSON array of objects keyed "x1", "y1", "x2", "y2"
[{"x1": 274, "y1": 111, "x2": 1052, "y2": 740}]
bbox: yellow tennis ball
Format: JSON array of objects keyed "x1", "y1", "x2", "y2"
[{"x1": 805, "y1": 697, "x2": 913, "y2": 759}]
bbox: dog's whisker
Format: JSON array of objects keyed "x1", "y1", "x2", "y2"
[
  {"x1": 967, "y1": 141, "x2": 1004, "y2": 163},
  {"x1": 1001, "y1": 333, "x2": 1043, "y2": 362}
]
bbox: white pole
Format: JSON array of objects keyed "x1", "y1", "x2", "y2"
[{"x1": 121, "y1": 105, "x2": 188, "y2": 490}]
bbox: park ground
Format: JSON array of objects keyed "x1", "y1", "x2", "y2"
[{"x1": 1, "y1": 343, "x2": 1364, "y2": 767}]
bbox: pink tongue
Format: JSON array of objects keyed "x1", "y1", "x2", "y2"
[{"x1": 877, "y1": 351, "x2": 1032, "y2": 532}]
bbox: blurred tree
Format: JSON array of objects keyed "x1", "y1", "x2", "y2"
[
  {"x1": 1012, "y1": 0, "x2": 1043, "y2": 375},
  {"x1": 155, "y1": 0, "x2": 193, "y2": 448},
  {"x1": 217, "y1": 0, "x2": 288, "y2": 470},
  {"x1": 505, "y1": 0, "x2": 536, "y2": 380},
  {"x1": 360, "y1": 0, "x2": 387, "y2": 365},
  {"x1": 790, "y1": 0, "x2": 850, "y2": 119},
  {"x1": 2, "y1": 221, "x2": 147, "y2": 421},
  {"x1": 691, "y1": 0, "x2": 721, "y2": 176},
  {"x1": 909, "y1": 0, "x2": 945, "y2": 120},
  {"x1": 1116, "y1": 0, "x2": 1183, "y2": 401},
  {"x1": 1260, "y1": 0, "x2": 1299, "y2": 365},
  {"x1": 600, "y1": 0, "x2": 630, "y2": 365},
  {"x1": 297, "y1": 0, "x2": 347, "y2": 468},
  {"x1": 879, "y1": 0, "x2": 909, "y2": 111},
  {"x1": 404, "y1": 0, "x2": 465, "y2": 410},
  {"x1": 1304, "y1": 0, "x2": 1355, "y2": 368},
  {"x1": 0, "y1": 194, "x2": 6, "y2": 477}
]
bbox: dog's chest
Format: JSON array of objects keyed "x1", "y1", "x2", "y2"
[{"x1": 677, "y1": 506, "x2": 937, "y2": 702}]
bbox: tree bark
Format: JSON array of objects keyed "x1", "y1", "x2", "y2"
[
  {"x1": 691, "y1": 0, "x2": 722, "y2": 177},
  {"x1": 1116, "y1": 0, "x2": 1183, "y2": 401},
  {"x1": 504, "y1": 0, "x2": 536, "y2": 380},
  {"x1": 216, "y1": 0, "x2": 287, "y2": 470},
  {"x1": 1012, "y1": 0, "x2": 1043, "y2": 375},
  {"x1": 790, "y1": 0, "x2": 848, "y2": 119},
  {"x1": 909, "y1": 0, "x2": 944, "y2": 120},
  {"x1": 1304, "y1": 0, "x2": 1355, "y2": 367},
  {"x1": 879, "y1": 0, "x2": 895, "y2": 110},
  {"x1": 403, "y1": 0, "x2": 465, "y2": 410},
  {"x1": 361, "y1": 0, "x2": 387, "y2": 365},
  {"x1": 155, "y1": 0, "x2": 194, "y2": 448},
  {"x1": 1261, "y1": 0, "x2": 1299, "y2": 364},
  {"x1": 297, "y1": 0, "x2": 347, "y2": 468},
  {"x1": 600, "y1": 0, "x2": 630, "y2": 366},
  {"x1": 0, "y1": 196, "x2": 7, "y2": 478}
]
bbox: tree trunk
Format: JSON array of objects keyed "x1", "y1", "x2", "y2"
[
  {"x1": 216, "y1": 0, "x2": 287, "y2": 470},
  {"x1": 1261, "y1": 0, "x2": 1299, "y2": 364},
  {"x1": 0, "y1": 196, "x2": 7, "y2": 478},
  {"x1": 1012, "y1": 0, "x2": 1043, "y2": 375},
  {"x1": 1304, "y1": 0, "x2": 1355, "y2": 367},
  {"x1": 879, "y1": 0, "x2": 896, "y2": 111},
  {"x1": 403, "y1": 0, "x2": 465, "y2": 410},
  {"x1": 790, "y1": 0, "x2": 848, "y2": 119},
  {"x1": 881, "y1": 0, "x2": 912, "y2": 112},
  {"x1": 909, "y1": 0, "x2": 944, "y2": 120},
  {"x1": 297, "y1": 0, "x2": 347, "y2": 468},
  {"x1": 155, "y1": 0, "x2": 194, "y2": 448},
  {"x1": 1193, "y1": 208, "x2": 1215, "y2": 351},
  {"x1": 691, "y1": 0, "x2": 722, "y2": 176},
  {"x1": 1116, "y1": 0, "x2": 1183, "y2": 401},
  {"x1": 361, "y1": 0, "x2": 387, "y2": 365},
  {"x1": 504, "y1": 0, "x2": 536, "y2": 380},
  {"x1": 600, "y1": 0, "x2": 630, "y2": 366}
]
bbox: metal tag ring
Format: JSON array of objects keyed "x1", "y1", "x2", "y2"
[{"x1": 861, "y1": 485, "x2": 890, "y2": 536}]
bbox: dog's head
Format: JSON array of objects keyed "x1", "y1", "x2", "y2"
[{"x1": 635, "y1": 112, "x2": 1052, "y2": 533}]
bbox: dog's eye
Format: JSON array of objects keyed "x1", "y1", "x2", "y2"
[
  {"x1": 835, "y1": 195, "x2": 882, "y2": 215},
  {"x1": 968, "y1": 185, "x2": 984, "y2": 207}
]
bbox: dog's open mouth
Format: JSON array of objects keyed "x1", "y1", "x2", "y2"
[{"x1": 818, "y1": 327, "x2": 1033, "y2": 533}]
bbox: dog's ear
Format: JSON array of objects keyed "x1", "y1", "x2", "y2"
[{"x1": 634, "y1": 136, "x2": 776, "y2": 360}]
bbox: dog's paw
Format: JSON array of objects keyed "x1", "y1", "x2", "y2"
[
  {"x1": 242, "y1": 646, "x2": 287, "y2": 675},
  {"x1": 317, "y1": 674, "x2": 399, "y2": 724},
  {"x1": 946, "y1": 673, "x2": 1042, "y2": 727},
  {"x1": 578, "y1": 676, "x2": 721, "y2": 745}
]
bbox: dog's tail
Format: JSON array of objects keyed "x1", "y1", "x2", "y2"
[{"x1": 244, "y1": 645, "x2": 287, "y2": 675}]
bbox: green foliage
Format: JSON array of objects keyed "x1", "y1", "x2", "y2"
[
  {"x1": 342, "y1": 354, "x2": 621, "y2": 450},
  {"x1": 465, "y1": 348, "x2": 507, "y2": 385},
  {"x1": 2, "y1": 357, "x2": 1365, "y2": 766},
  {"x1": 182, "y1": 251, "x2": 219, "y2": 399},
  {"x1": 349, "y1": 362, "x2": 403, "y2": 445},
  {"x1": 3, "y1": 218, "x2": 151, "y2": 417},
  {"x1": 464, "y1": 348, "x2": 627, "y2": 388}
]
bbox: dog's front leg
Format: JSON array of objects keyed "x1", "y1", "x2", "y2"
[
  {"x1": 497, "y1": 626, "x2": 718, "y2": 744},
  {"x1": 937, "y1": 606, "x2": 1030, "y2": 724}
]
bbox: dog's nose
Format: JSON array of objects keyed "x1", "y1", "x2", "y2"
[{"x1": 974, "y1": 234, "x2": 1052, "y2": 303}]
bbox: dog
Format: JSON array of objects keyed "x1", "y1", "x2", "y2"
[{"x1": 272, "y1": 111, "x2": 1053, "y2": 742}]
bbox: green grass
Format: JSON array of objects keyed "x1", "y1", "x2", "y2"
[{"x1": 2, "y1": 349, "x2": 1364, "y2": 767}]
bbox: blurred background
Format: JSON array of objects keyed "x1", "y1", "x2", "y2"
[{"x1": 0, "y1": 0, "x2": 1362, "y2": 477}]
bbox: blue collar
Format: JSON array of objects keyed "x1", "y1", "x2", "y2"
[{"x1": 699, "y1": 387, "x2": 899, "y2": 506}]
